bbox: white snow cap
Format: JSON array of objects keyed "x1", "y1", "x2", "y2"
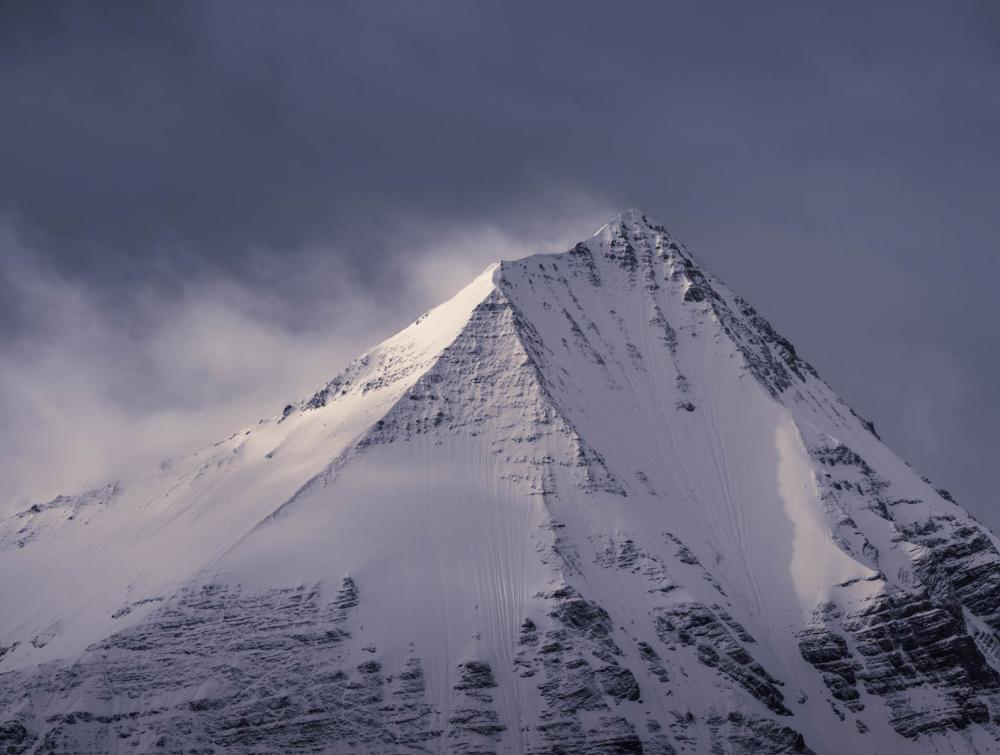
[{"x1": 2, "y1": 205, "x2": 998, "y2": 753}]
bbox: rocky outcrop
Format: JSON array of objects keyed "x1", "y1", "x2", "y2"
[
  {"x1": 797, "y1": 626, "x2": 863, "y2": 711},
  {"x1": 0, "y1": 578, "x2": 451, "y2": 752},
  {"x1": 0, "y1": 480, "x2": 121, "y2": 551},
  {"x1": 653, "y1": 603, "x2": 791, "y2": 717},
  {"x1": 707, "y1": 711, "x2": 814, "y2": 754},
  {"x1": 448, "y1": 660, "x2": 506, "y2": 750},
  {"x1": 845, "y1": 590, "x2": 1000, "y2": 738}
]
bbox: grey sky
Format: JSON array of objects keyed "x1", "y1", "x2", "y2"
[{"x1": 1, "y1": 2, "x2": 998, "y2": 527}]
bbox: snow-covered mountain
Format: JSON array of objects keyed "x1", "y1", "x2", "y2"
[{"x1": 3, "y1": 209, "x2": 1000, "y2": 754}]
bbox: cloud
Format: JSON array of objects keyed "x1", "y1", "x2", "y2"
[
  {"x1": 0, "y1": 1, "x2": 998, "y2": 529},
  {"x1": 0, "y1": 210, "x2": 603, "y2": 513}
]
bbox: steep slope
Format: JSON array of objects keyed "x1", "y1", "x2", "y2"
[{"x1": 2, "y1": 210, "x2": 1000, "y2": 753}]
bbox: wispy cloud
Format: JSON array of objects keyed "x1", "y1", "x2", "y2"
[{"x1": 0, "y1": 210, "x2": 602, "y2": 512}]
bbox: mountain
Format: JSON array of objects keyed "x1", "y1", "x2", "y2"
[{"x1": 2, "y1": 209, "x2": 1000, "y2": 754}]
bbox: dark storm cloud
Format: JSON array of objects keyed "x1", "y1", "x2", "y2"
[{"x1": 1, "y1": 2, "x2": 998, "y2": 525}]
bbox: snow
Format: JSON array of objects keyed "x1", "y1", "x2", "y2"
[
  {"x1": 0, "y1": 263, "x2": 499, "y2": 671},
  {"x1": 775, "y1": 414, "x2": 877, "y2": 615},
  {"x1": 1, "y1": 210, "x2": 998, "y2": 753}
]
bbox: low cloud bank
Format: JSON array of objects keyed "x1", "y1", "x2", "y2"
[{"x1": 0, "y1": 211, "x2": 602, "y2": 513}]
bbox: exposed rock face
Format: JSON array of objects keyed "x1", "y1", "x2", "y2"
[
  {"x1": 653, "y1": 602, "x2": 791, "y2": 717},
  {"x1": 2, "y1": 209, "x2": 999, "y2": 753},
  {"x1": 848, "y1": 591, "x2": 1000, "y2": 738},
  {"x1": 0, "y1": 481, "x2": 121, "y2": 551},
  {"x1": 0, "y1": 579, "x2": 449, "y2": 753},
  {"x1": 797, "y1": 626, "x2": 863, "y2": 712}
]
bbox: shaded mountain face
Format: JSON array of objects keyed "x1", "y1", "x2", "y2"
[{"x1": 2, "y1": 209, "x2": 1000, "y2": 753}]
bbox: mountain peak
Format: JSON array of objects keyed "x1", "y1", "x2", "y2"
[{"x1": 599, "y1": 206, "x2": 663, "y2": 234}]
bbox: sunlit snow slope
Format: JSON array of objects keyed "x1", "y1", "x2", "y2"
[{"x1": 3, "y1": 209, "x2": 1000, "y2": 754}]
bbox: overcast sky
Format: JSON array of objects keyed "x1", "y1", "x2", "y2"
[{"x1": 1, "y1": 1, "x2": 998, "y2": 528}]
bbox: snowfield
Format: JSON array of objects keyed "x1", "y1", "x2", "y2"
[{"x1": 2, "y1": 209, "x2": 1000, "y2": 753}]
